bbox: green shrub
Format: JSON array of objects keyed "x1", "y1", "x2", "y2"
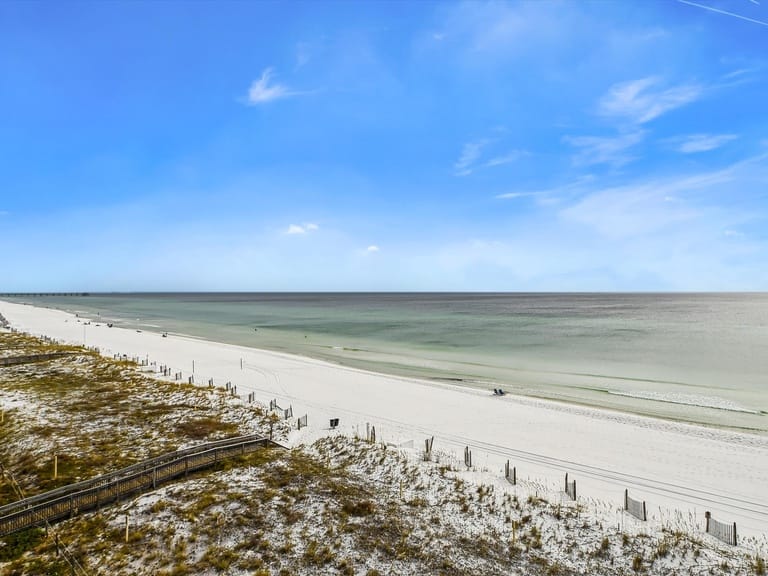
[{"x1": 0, "y1": 527, "x2": 45, "y2": 561}]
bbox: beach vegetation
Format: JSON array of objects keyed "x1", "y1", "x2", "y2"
[
  {"x1": 632, "y1": 554, "x2": 643, "y2": 571},
  {"x1": 0, "y1": 527, "x2": 45, "y2": 561}
]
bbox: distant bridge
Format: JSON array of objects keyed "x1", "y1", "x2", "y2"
[{"x1": 0, "y1": 293, "x2": 91, "y2": 297}]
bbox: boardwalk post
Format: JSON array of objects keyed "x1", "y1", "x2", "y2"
[
  {"x1": 705, "y1": 511, "x2": 711, "y2": 533},
  {"x1": 125, "y1": 514, "x2": 129, "y2": 543},
  {"x1": 733, "y1": 522, "x2": 737, "y2": 546},
  {"x1": 53, "y1": 453, "x2": 58, "y2": 480}
]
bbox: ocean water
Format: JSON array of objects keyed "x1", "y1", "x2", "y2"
[{"x1": 13, "y1": 293, "x2": 768, "y2": 434}]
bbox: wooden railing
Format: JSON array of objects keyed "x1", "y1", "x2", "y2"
[
  {"x1": 0, "y1": 353, "x2": 75, "y2": 367},
  {"x1": 0, "y1": 434, "x2": 278, "y2": 537}
]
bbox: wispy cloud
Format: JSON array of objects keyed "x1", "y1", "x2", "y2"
[
  {"x1": 598, "y1": 77, "x2": 702, "y2": 124},
  {"x1": 366, "y1": 245, "x2": 380, "y2": 253},
  {"x1": 563, "y1": 131, "x2": 645, "y2": 167},
  {"x1": 286, "y1": 222, "x2": 319, "y2": 235},
  {"x1": 247, "y1": 68, "x2": 299, "y2": 104},
  {"x1": 495, "y1": 192, "x2": 535, "y2": 200},
  {"x1": 496, "y1": 175, "x2": 596, "y2": 203},
  {"x1": 454, "y1": 139, "x2": 526, "y2": 176},
  {"x1": 454, "y1": 140, "x2": 489, "y2": 176},
  {"x1": 295, "y1": 43, "x2": 311, "y2": 68},
  {"x1": 677, "y1": 0, "x2": 768, "y2": 27},
  {"x1": 484, "y1": 150, "x2": 527, "y2": 167},
  {"x1": 560, "y1": 163, "x2": 743, "y2": 239},
  {"x1": 672, "y1": 133, "x2": 738, "y2": 153},
  {"x1": 722, "y1": 68, "x2": 757, "y2": 81}
]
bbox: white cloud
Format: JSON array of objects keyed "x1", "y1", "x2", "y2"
[
  {"x1": 296, "y1": 43, "x2": 311, "y2": 68},
  {"x1": 496, "y1": 175, "x2": 596, "y2": 203},
  {"x1": 454, "y1": 140, "x2": 526, "y2": 176},
  {"x1": 484, "y1": 150, "x2": 527, "y2": 167},
  {"x1": 563, "y1": 131, "x2": 644, "y2": 167},
  {"x1": 247, "y1": 68, "x2": 293, "y2": 104},
  {"x1": 366, "y1": 245, "x2": 380, "y2": 253},
  {"x1": 495, "y1": 192, "x2": 535, "y2": 200},
  {"x1": 598, "y1": 77, "x2": 702, "y2": 124},
  {"x1": 673, "y1": 133, "x2": 738, "y2": 153},
  {"x1": 560, "y1": 166, "x2": 738, "y2": 239},
  {"x1": 286, "y1": 222, "x2": 319, "y2": 235},
  {"x1": 454, "y1": 140, "x2": 489, "y2": 176}
]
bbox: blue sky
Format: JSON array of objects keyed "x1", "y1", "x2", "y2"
[{"x1": 1, "y1": 0, "x2": 767, "y2": 291}]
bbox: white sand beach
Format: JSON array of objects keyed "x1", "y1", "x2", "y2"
[{"x1": 1, "y1": 299, "x2": 766, "y2": 542}]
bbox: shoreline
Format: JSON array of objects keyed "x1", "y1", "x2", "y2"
[
  {"x1": 9, "y1": 299, "x2": 767, "y2": 441},
  {"x1": 1, "y1": 298, "x2": 767, "y2": 540},
  {"x1": 7, "y1": 295, "x2": 767, "y2": 437}
]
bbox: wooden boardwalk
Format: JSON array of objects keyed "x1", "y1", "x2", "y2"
[
  {"x1": 0, "y1": 435, "x2": 279, "y2": 537},
  {"x1": 0, "y1": 352, "x2": 76, "y2": 367}
]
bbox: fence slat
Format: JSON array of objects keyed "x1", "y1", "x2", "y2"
[
  {"x1": 564, "y1": 473, "x2": 576, "y2": 501},
  {"x1": 624, "y1": 489, "x2": 647, "y2": 521},
  {"x1": 705, "y1": 511, "x2": 737, "y2": 546}
]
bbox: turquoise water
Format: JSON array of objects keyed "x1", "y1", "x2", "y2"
[{"x1": 12, "y1": 293, "x2": 768, "y2": 433}]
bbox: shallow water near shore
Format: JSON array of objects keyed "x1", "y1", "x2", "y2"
[{"x1": 10, "y1": 292, "x2": 768, "y2": 434}]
